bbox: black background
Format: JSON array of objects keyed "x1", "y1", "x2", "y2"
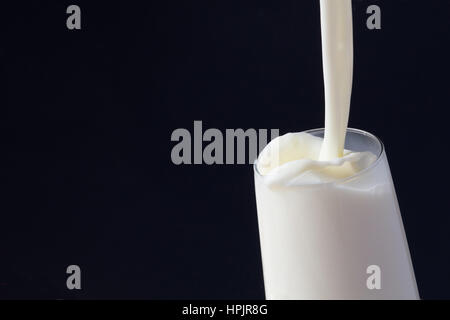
[{"x1": 1, "y1": 0, "x2": 449, "y2": 299}]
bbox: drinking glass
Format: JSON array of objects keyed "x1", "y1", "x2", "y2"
[{"x1": 254, "y1": 128, "x2": 419, "y2": 299}]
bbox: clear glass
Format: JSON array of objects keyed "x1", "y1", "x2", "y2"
[{"x1": 254, "y1": 128, "x2": 419, "y2": 300}]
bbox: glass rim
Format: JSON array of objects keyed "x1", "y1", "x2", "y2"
[{"x1": 253, "y1": 127, "x2": 385, "y2": 186}]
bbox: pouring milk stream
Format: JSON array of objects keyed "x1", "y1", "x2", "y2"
[
  {"x1": 256, "y1": 0, "x2": 375, "y2": 184},
  {"x1": 319, "y1": 0, "x2": 353, "y2": 161}
]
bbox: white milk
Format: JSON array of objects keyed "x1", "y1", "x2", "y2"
[
  {"x1": 319, "y1": 0, "x2": 353, "y2": 160},
  {"x1": 253, "y1": 0, "x2": 419, "y2": 299}
]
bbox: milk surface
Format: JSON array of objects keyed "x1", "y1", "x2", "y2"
[{"x1": 257, "y1": 132, "x2": 376, "y2": 186}]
